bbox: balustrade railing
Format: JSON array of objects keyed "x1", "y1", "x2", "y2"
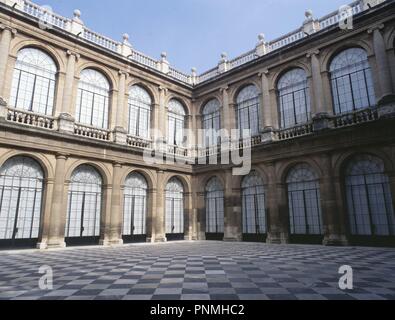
[
  {"x1": 333, "y1": 108, "x2": 379, "y2": 128},
  {"x1": 74, "y1": 123, "x2": 111, "y2": 141},
  {"x1": 6, "y1": 107, "x2": 55, "y2": 129},
  {"x1": 276, "y1": 123, "x2": 314, "y2": 141},
  {"x1": 126, "y1": 135, "x2": 152, "y2": 149}
]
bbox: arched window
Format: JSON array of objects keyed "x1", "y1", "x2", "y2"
[
  {"x1": 242, "y1": 171, "x2": 267, "y2": 235},
  {"x1": 0, "y1": 156, "x2": 44, "y2": 244},
  {"x1": 128, "y1": 85, "x2": 152, "y2": 139},
  {"x1": 205, "y1": 177, "x2": 224, "y2": 235},
  {"x1": 287, "y1": 164, "x2": 323, "y2": 235},
  {"x1": 330, "y1": 48, "x2": 376, "y2": 114},
  {"x1": 75, "y1": 69, "x2": 110, "y2": 129},
  {"x1": 65, "y1": 165, "x2": 102, "y2": 242},
  {"x1": 10, "y1": 48, "x2": 57, "y2": 116},
  {"x1": 123, "y1": 172, "x2": 148, "y2": 241},
  {"x1": 202, "y1": 99, "x2": 221, "y2": 147},
  {"x1": 345, "y1": 155, "x2": 395, "y2": 236},
  {"x1": 236, "y1": 85, "x2": 260, "y2": 137},
  {"x1": 278, "y1": 68, "x2": 311, "y2": 128},
  {"x1": 168, "y1": 99, "x2": 186, "y2": 146},
  {"x1": 165, "y1": 178, "x2": 184, "y2": 239}
]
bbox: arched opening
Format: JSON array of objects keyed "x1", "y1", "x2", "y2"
[
  {"x1": 241, "y1": 171, "x2": 267, "y2": 242},
  {"x1": 168, "y1": 99, "x2": 186, "y2": 147},
  {"x1": 345, "y1": 154, "x2": 395, "y2": 246},
  {"x1": 122, "y1": 172, "x2": 148, "y2": 243},
  {"x1": 205, "y1": 177, "x2": 224, "y2": 240},
  {"x1": 286, "y1": 164, "x2": 323, "y2": 244},
  {"x1": 65, "y1": 165, "x2": 103, "y2": 246},
  {"x1": 236, "y1": 85, "x2": 261, "y2": 138},
  {"x1": 277, "y1": 68, "x2": 311, "y2": 128},
  {"x1": 128, "y1": 85, "x2": 152, "y2": 140},
  {"x1": 75, "y1": 68, "x2": 110, "y2": 129},
  {"x1": 10, "y1": 47, "x2": 57, "y2": 116},
  {"x1": 202, "y1": 99, "x2": 221, "y2": 147},
  {"x1": 329, "y1": 48, "x2": 375, "y2": 114},
  {"x1": 165, "y1": 177, "x2": 184, "y2": 241},
  {"x1": 0, "y1": 156, "x2": 44, "y2": 248}
]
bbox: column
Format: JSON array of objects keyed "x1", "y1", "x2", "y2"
[
  {"x1": 184, "y1": 191, "x2": 194, "y2": 240},
  {"x1": 266, "y1": 162, "x2": 289, "y2": 244},
  {"x1": 58, "y1": 50, "x2": 79, "y2": 133},
  {"x1": 259, "y1": 69, "x2": 275, "y2": 142},
  {"x1": 109, "y1": 162, "x2": 123, "y2": 245},
  {"x1": 223, "y1": 170, "x2": 242, "y2": 241},
  {"x1": 369, "y1": 25, "x2": 395, "y2": 105},
  {"x1": 221, "y1": 86, "x2": 235, "y2": 131},
  {"x1": 146, "y1": 187, "x2": 157, "y2": 242},
  {"x1": 154, "y1": 170, "x2": 166, "y2": 242},
  {"x1": 309, "y1": 50, "x2": 332, "y2": 131},
  {"x1": 157, "y1": 86, "x2": 168, "y2": 146},
  {"x1": 113, "y1": 70, "x2": 128, "y2": 144},
  {"x1": 320, "y1": 154, "x2": 348, "y2": 246},
  {"x1": 196, "y1": 191, "x2": 206, "y2": 240},
  {"x1": 47, "y1": 154, "x2": 68, "y2": 248},
  {"x1": 100, "y1": 179, "x2": 113, "y2": 246},
  {"x1": 37, "y1": 177, "x2": 54, "y2": 249},
  {"x1": 0, "y1": 25, "x2": 16, "y2": 104}
]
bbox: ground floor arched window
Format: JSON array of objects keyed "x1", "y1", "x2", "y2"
[
  {"x1": 65, "y1": 165, "x2": 102, "y2": 245},
  {"x1": 205, "y1": 177, "x2": 224, "y2": 239},
  {"x1": 123, "y1": 172, "x2": 148, "y2": 242},
  {"x1": 0, "y1": 156, "x2": 44, "y2": 247},
  {"x1": 287, "y1": 164, "x2": 323, "y2": 240},
  {"x1": 165, "y1": 178, "x2": 184, "y2": 240},
  {"x1": 346, "y1": 155, "x2": 395, "y2": 237},
  {"x1": 242, "y1": 171, "x2": 267, "y2": 241}
]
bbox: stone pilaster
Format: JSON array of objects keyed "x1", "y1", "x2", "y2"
[
  {"x1": 146, "y1": 188, "x2": 157, "y2": 243},
  {"x1": 196, "y1": 191, "x2": 206, "y2": 240},
  {"x1": 154, "y1": 170, "x2": 166, "y2": 242},
  {"x1": 0, "y1": 24, "x2": 17, "y2": 103},
  {"x1": 320, "y1": 154, "x2": 348, "y2": 246},
  {"x1": 266, "y1": 162, "x2": 289, "y2": 244},
  {"x1": 113, "y1": 70, "x2": 128, "y2": 144},
  {"x1": 223, "y1": 170, "x2": 242, "y2": 242},
  {"x1": 259, "y1": 69, "x2": 276, "y2": 142},
  {"x1": 108, "y1": 162, "x2": 123, "y2": 245},
  {"x1": 46, "y1": 154, "x2": 68, "y2": 248},
  {"x1": 184, "y1": 191, "x2": 194, "y2": 240},
  {"x1": 368, "y1": 25, "x2": 395, "y2": 112},
  {"x1": 58, "y1": 50, "x2": 79, "y2": 133},
  {"x1": 308, "y1": 50, "x2": 332, "y2": 131}
]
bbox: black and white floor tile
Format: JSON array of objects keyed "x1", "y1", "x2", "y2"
[{"x1": 0, "y1": 241, "x2": 394, "y2": 300}]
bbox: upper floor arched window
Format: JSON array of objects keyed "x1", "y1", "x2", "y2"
[
  {"x1": 236, "y1": 85, "x2": 260, "y2": 137},
  {"x1": 330, "y1": 48, "x2": 376, "y2": 114},
  {"x1": 202, "y1": 99, "x2": 221, "y2": 147},
  {"x1": 278, "y1": 68, "x2": 311, "y2": 128},
  {"x1": 168, "y1": 99, "x2": 186, "y2": 146},
  {"x1": 10, "y1": 48, "x2": 57, "y2": 116},
  {"x1": 75, "y1": 69, "x2": 110, "y2": 129},
  {"x1": 128, "y1": 85, "x2": 152, "y2": 139}
]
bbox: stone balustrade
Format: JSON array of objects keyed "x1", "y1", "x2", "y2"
[
  {"x1": 74, "y1": 123, "x2": 111, "y2": 141},
  {"x1": 6, "y1": 107, "x2": 55, "y2": 129}
]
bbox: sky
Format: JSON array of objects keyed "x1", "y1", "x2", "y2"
[{"x1": 34, "y1": 0, "x2": 351, "y2": 74}]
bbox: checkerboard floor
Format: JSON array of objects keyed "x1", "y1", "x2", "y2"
[{"x1": 0, "y1": 241, "x2": 395, "y2": 300}]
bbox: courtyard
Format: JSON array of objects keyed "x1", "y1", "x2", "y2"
[{"x1": 0, "y1": 241, "x2": 394, "y2": 300}]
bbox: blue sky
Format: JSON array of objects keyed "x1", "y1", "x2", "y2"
[{"x1": 34, "y1": 0, "x2": 350, "y2": 74}]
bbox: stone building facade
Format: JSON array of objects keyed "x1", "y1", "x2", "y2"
[{"x1": 0, "y1": 0, "x2": 394, "y2": 249}]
